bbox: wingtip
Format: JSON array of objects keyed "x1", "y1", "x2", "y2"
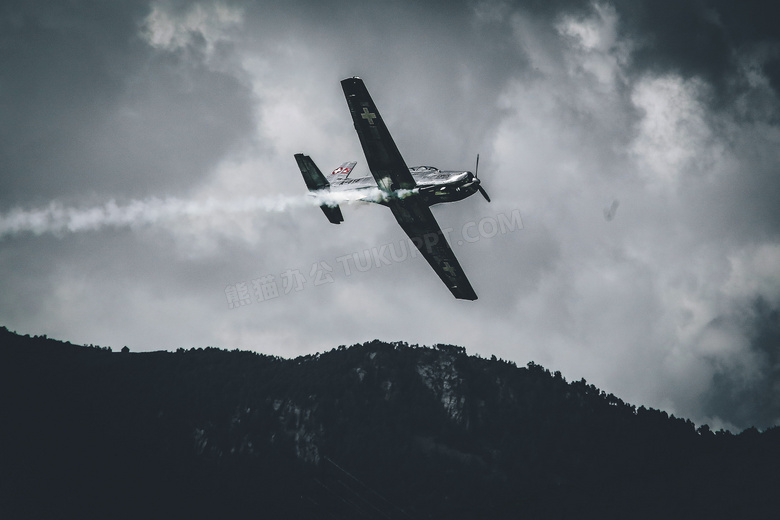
[{"x1": 453, "y1": 287, "x2": 478, "y2": 301}]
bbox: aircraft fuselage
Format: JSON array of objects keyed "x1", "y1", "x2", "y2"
[{"x1": 329, "y1": 167, "x2": 481, "y2": 206}]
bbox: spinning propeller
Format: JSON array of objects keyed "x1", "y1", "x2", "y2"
[{"x1": 474, "y1": 154, "x2": 491, "y2": 203}]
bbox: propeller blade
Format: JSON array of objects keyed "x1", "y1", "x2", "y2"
[
  {"x1": 474, "y1": 153, "x2": 490, "y2": 202},
  {"x1": 478, "y1": 184, "x2": 491, "y2": 203}
]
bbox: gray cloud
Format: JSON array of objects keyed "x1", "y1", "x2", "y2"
[
  {"x1": 702, "y1": 298, "x2": 780, "y2": 430},
  {"x1": 2, "y1": 0, "x2": 779, "y2": 431},
  {"x1": 0, "y1": 0, "x2": 254, "y2": 204},
  {"x1": 614, "y1": 1, "x2": 780, "y2": 102}
]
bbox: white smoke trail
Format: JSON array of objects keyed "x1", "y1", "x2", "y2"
[{"x1": 0, "y1": 188, "x2": 417, "y2": 239}]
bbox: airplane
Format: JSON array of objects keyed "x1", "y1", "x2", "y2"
[{"x1": 294, "y1": 77, "x2": 490, "y2": 300}]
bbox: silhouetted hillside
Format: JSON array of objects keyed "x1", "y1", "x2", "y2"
[{"x1": 1, "y1": 326, "x2": 778, "y2": 519}]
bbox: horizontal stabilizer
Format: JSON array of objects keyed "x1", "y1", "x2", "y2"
[{"x1": 320, "y1": 204, "x2": 344, "y2": 224}]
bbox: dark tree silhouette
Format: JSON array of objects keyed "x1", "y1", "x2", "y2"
[{"x1": 0, "y1": 326, "x2": 777, "y2": 519}]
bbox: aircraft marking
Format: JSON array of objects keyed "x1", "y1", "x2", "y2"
[
  {"x1": 361, "y1": 107, "x2": 377, "y2": 125},
  {"x1": 442, "y1": 261, "x2": 456, "y2": 277}
]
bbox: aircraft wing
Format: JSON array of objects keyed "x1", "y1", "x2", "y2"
[
  {"x1": 389, "y1": 199, "x2": 478, "y2": 300},
  {"x1": 341, "y1": 77, "x2": 416, "y2": 192}
]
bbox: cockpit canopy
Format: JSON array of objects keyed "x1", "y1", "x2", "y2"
[{"x1": 408, "y1": 166, "x2": 439, "y2": 174}]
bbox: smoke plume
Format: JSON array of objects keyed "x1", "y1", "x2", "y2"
[{"x1": 0, "y1": 187, "x2": 416, "y2": 239}]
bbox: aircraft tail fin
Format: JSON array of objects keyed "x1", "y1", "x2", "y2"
[
  {"x1": 330, "y1": 161, "x2": 357, "y2": 183},
  {"x1": 294, "y1": 153, "x2": 344, "y2": 224}
]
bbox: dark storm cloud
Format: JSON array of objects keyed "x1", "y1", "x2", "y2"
[
  {"x1": 1, "y1": 0, "x2": 779, "y2": 432},
  {"x1": 0, "y1": 0, "x2": 254, "y2": 205},
  {"x1": 613, "y1": 1, "x2": 780, "y2": 99},
  {"x1": 477, "y1": 0, "x2": 780, "y2": 112},
  {"x1": 703, "y1": 298, "x2": 780, "y2": 430},
  {"x1": 592, "y1": 0, "x2": 780, "y2": 245}
]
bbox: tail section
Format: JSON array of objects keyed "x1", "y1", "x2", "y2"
[
  {"x1": 330, "y1": 161, "x2": 357, "y2": 183},
  {"x1": 318, "y1": 202, "x2": 344, "y2": 225},
  {"x1": 295, "y1": 153, "x2": 329, "y2": 191},
  {"x1": 294, "y1": 153, "x2": 344, "y2": 224}
]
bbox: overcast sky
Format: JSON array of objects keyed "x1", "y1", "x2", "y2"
[{"x1": 2, "y1": 0, "x2": 780, "y2": 431}]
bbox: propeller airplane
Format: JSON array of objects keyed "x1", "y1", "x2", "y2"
[{"x1": 295, "y1": 77, "x2": 490, "y2": 300}]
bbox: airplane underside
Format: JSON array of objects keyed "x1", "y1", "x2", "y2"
[
  {"x1": 294, "y1": 77, "x2": 489, "y2": 300},
  {"x1": 330, "y1": 172, "x2": 482, "y2": 206}
]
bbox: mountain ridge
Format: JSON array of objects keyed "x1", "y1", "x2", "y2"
[{"x1": 1, "y1": 326, "x2": 777, "y2": 518}]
